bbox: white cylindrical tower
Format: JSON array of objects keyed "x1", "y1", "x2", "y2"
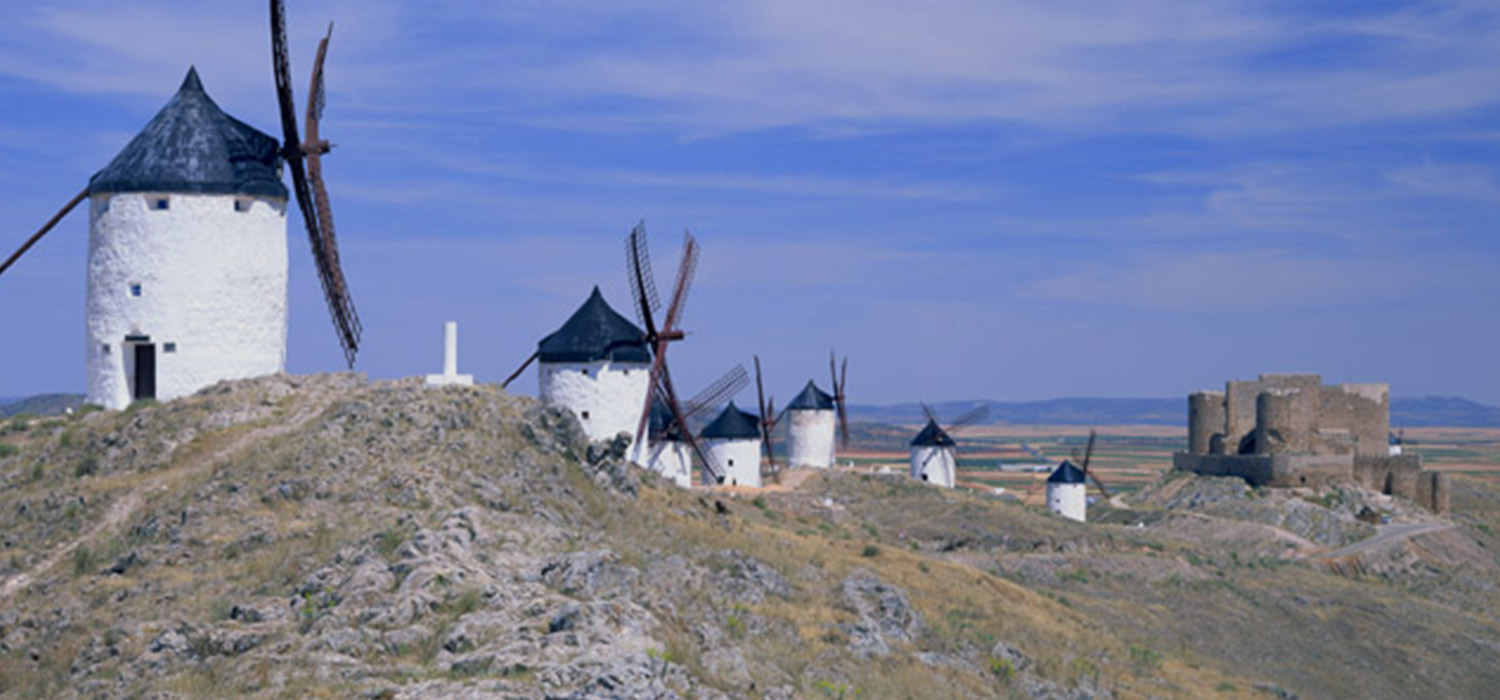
[
  {"x1": 535, "y1": 287, "x2": 652, "y2": 444},
  {"x1": 85, "y1": 68, "x2": 289, "y2": 410},
  {"x1": 645, "y1": 399, "x2": 693, "y2": 488},
  {"x1": 702, "y1": 402, "x2": 763, "y2": 488},
  {"x1": 909, "y1": 419, "x2": 957, "y2": 488},
  {"x1": 785, "y1": 380, "x2": 836, "y2": 469},
  {"x1": 1046, "y1": 460, "x2": 1088, "y2": 522}
]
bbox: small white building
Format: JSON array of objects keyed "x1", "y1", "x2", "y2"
[
  {"x1": 536, "y1": 286, "x2": 652, "y2": 444},
  {"x1": 785, "y1": 380, "x2": 836, "y2": 469},
  {"x1": 909, "y1": 419, "x2": 957, "y2": 488},
  {"x1": 702, "y1": 401, "x2": 763, "y2": 488},
  {"x1": 1046, "y1": 460, "x2": 1088, "y2": 522},
  {"x1": 1388, "y1": 432, "x2": 1403, "y2": 456},
  {"x1": 644, "y1": 398, "x2": 694, "y2": 488},
  {"x1": 85, "y1": 68, "x2": 290, "y2": 410}
]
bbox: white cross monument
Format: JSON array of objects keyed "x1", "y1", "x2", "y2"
[{"x1": 425, "y1": 321, "x2": 474, "y2": 387}]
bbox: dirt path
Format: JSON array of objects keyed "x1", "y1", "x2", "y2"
[
  {"x1": 0, "y1": 395, "x2": 336, "y2": 602},
  {"x1": 1314, "y1": 521, "x2": 1455, "y2": 560}
]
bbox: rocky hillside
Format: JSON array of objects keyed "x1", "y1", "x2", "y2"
[{"x1": 1, "y1": 375, "x2": 1497, "y2": 699}]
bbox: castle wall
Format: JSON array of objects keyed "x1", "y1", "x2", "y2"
[
  {"x1": 87, "y1": 193, "x2": 288, "y2": 410},
  {"x1": 538, "y1": 359, "x2": 651, "y2": 444},
  {"x1": 787, "y1": 408, "x2": 836, "y2": 469},
  {"x1": 1256, "y1": 388, "x2": 1314, "y2": 455},
  {"x1": 1173, "y1": 453, "x2": 1349, "y2": 488},
  {"x1": 1187, "y1": 391, "x2": 1225, "y2": 455},
  {"x1": 1317, "y1": 384, "x2": 1390, "y2": 457}
]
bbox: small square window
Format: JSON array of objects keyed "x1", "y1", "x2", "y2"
[
  {"x1": 580, "y1": 411, "x2": 590, "y2": 421},
  {"x1": 102, "y1": 344, "x2": 111, "y2": 355},
  {"x1": 581, "y1": 368, "x2": 589, "y2": 376},
  {"x1": 163, "y1": 342, "x2": 177, "y2": 354},
  {"x1": 153, "y1": 198, "x2": 169, "y2": 210},
  {"x1": 234, "y1": 199, "x2": 249, "y2": 212},
  {"x1": 129, "y1": 284, "x2": 142, "y2": 297}
]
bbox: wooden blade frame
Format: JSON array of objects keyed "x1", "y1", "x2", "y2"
[
  {"x1": 272, "y1": 1, "x2": 360, "y2": 367},
  {"x1": 948, "y1": 404, "x2": 990, "y2": 433},
  {"x1": 501, "y1": 350, "x2": 538, "y2": 390},
  {"x1": 683, "y1": 365, "x2": 749, "y2": 424},
  {"x1": 830, "y1": 351, "x2": 850, "y2": 450},
  {"x1": 754, "y1": 355, "x2": 777, "y2": 474},
  {"x1": 0, "y1": 189, "x2": 87, "y2": 282},
  {"x1": 626, "y1": 226, "x2": 711, "y2": 481}
]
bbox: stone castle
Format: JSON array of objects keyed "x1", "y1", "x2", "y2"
[{"x1": 1173, "y1": 373, "x2": 1448, "y2": 513}]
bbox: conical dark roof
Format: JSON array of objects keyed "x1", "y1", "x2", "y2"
[
  {"x1": 89, "y1": 67, "x2": 287, "y2": 198},
  {"x1": 1048, "y1": 460, "x2": 1087, "y2": 484},
  {"x1": 701, "y1": 401, "x2": 761, "y2": 440},
  {"x1": 538, "y1": 287, "x2": 652, "y2": 364},
  {"x1": 910, "y1": 419, "x2": 954, "y2": 447},
  {"x1": 786, "y1": 380, "x2": 834, "y2": 411}
]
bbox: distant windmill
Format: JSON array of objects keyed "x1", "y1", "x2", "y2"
[
  {"x1": 645, "y1": 365, "x2": 749, "y2": 488},
  {"x1": 500, "y1": 223, "x2": 713, "y2": 480},
  {"x1": 0, "y1": 0, "x2": 360, "y2": 410},
  {"x1": 1046, "y1": 460, "x2": 1088, "y2": 522},
  {"x1": 785, "y1": 351, "x2": 849, "y2": 469},
  {"x1": 701, "y1": 401, "x2": 765, "y2": 487},
  {"x1": 909, "y1": 403, "x2": 990, "y2": 488}
]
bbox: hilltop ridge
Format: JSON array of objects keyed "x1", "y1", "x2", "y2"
[{"x1": 0, "y1": 375, "x2": 1497, "y2": 699}]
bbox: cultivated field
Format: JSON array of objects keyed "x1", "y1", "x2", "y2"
[{"x1": 835, "y1": 424, "x2": 1500, "y2": 505}]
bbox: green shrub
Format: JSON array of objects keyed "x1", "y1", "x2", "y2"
[
  {"x1": 860, "y1": 544, "x2": 881, "y2": 558},
  {"x1": 988, "y1": 657, "x2": 1016, "y2": 682},
  {"x1": 0, "y1": 444, "x2": 18, "y2": 459}
]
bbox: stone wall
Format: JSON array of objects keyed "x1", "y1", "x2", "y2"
[{"x1": 1353, "y1": 455, "x2": 1448, "y2": 513}]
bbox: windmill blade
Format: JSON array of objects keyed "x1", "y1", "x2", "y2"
[
  {"x1": 1081, "y1": 429, "x2": 1097, "y2": 472},
  {"x1": 948, "y1": 404, "x2": 991, "y2": 432},
  {"x1": 683, "y1": 365, "x2": 749, "y2": 423},
  {"x1": 0, "y1": 189, "x2": 87, "y2": 282},
  {"x1": 762, "y1": 396, "x2": 777, "y2": 474},
  {"x1": 500, "y1": 350, "x2": 539, "y2": 390},
  {"x1": 271, "y1": 0, "x2": 359, "y2": 366},
  {"x1": 660, "y1": 231, "x2": 699, "y2": 333},
  {"x1": 754, "y1": 355, "x2": 776, "y2": 471},
  {"x1": 624, "y1": 222, "x2": 660, "y2": 336},
  {"x1": 830, "y1": 351, "x2": 851, "y2": 449},
  {"x1": 302, "y1": 22, "x2": 361, "y2": 367},
  {"x1": 634, "y1": 348, "x2": 670, "y2": 451},
  {"x1": 659, "y1": 362, "x2": 720, "y2": 483},
  {"x1": 920, "y1": 402, "x2": 939, "y2": 426},
  {"x1": 1088, "y1": 472, "x2": 1112, "y2": 499}
]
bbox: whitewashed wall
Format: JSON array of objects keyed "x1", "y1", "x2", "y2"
[
  {"x1": 86, "y1": 193, "x2": 287, "y2": 410},
  {"x1": 1047, "y1": 482, "x2": 1087, "y2": 522},
  {"x1": 787, "y1": 409, "x2": 836, "y2": 469},
  {"x1": 910, "y1": 446, "x2": 956, "y2": 488},
  {"x1": 646, "y1": 441, "x2": 693, "y2": 488},
  {"x1": 539, "y1": 359, "x2": 651, "y2": 444},
  {"x1": 706, "y1": 438, "x2": 762, "y2": 488}
]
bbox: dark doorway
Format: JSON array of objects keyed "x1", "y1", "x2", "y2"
[{"x1": 133, "y1": 344, "x2": 156, "y2": 400}]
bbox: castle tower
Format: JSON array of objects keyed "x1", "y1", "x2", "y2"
[
  {"x1": 1046, "y1": 460, "x2": 1088, "y2": 522},
  {"x1": 701, "y1": 401, "x2": 763, "y2": 487},
  {"x1": 909, "y1": 419, "x2": 957, "y2": 488},
  {"x1": 785, "y1": 380, "x2": 836, "y2": 469},
  {"x1": 86, "y1": 68, "x2": 289, "y2": 410},
  {"x1": 537, "y1": 286, "x2": 652, "y2": 444},
  {"x1": 1187, "y1": 391, "x2": 1225, "y2": 455},
  {"x1": 644, "y1": 397, "x2": 694, "y2": 488}
]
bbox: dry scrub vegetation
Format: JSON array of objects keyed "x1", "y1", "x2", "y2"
[{"x1": 0, "y1": 375, "x2": 1497, "y2": 699}]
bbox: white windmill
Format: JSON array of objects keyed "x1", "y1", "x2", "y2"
[
  {"x1": 701, "y1": 402, "x2": 764, "y2": 488},
  {"x1": 1, "y1": 4, "x2": 362, "y2": 410},
  {"x1": 785, "y1": 351, "x2": 852, "y2": 470},
  {"x1": 1046, "y1": 460, "x2": 1088, "y2": 522},
  {"x1": 909, "y1": 403, "x2": 989, "y2": 488}
]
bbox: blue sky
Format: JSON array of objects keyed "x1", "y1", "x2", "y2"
[{"x1": 1, "y1": 0, "x2": 1497, "y2": 405}]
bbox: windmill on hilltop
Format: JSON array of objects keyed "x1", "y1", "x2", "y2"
[
  {"x1": 0, "y1": 0, "x2": 359, "y2": 410},
  {"x1": 909, "y1": 403, "x2": 990, "y2": 488},
  {"x1": 784, "y1": 351, "x2": 851, "y2": 470},
  {"x1": 502, "y1": 224, "x2": 718, "y2": 482},
  {"x1": 645, "y1": 365, "x2": 749, "y2": 488}
]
